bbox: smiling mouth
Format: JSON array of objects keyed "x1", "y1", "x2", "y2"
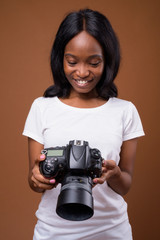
[{"x1": 74, "y1": 79, "x2": 92, "y2": 86}]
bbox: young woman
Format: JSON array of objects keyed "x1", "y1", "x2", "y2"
[{"x1": 23, "y1": 9, "x2": 144, "y2": 240}]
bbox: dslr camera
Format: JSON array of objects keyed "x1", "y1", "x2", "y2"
[{"x1": 40, "y1": 140, "x2": 102, "y2": 221}]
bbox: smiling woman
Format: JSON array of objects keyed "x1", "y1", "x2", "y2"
[{"x1": 23, "y1": 8, "x2": 145, "y2": 240}]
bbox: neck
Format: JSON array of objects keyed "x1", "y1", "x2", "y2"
[
  {"x1": 59, "y1": 90, "x2": 107, "y2": 108},
  {"x1": 68, "y1": 89, "x2": 99, "y2": 100}
]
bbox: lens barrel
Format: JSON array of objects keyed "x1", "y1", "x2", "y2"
[{"x1": 56, "y1": 175, "x2": 94, "y2": 221}]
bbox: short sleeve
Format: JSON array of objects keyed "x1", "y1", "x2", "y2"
[
  {"x1": 123, "y1": 102, "x2": 145, "y2": 141},
  {"x1": 22, "y1": 98, "x2": 44, "y2": 144}
]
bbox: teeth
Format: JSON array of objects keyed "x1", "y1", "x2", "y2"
[{"x1": 76, "y1": 80, "x2": 88, "y2": 84}]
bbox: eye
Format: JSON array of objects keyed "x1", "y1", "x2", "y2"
[
  {"x1": 67, "y1": 61, "x2": 77, "y2": 66},
  {"x1": 64, "y1": 54, "x2": 77, "y2": 66},
  {"x1": 90, "y1": 62, "x2": 101, "y2": 67}
]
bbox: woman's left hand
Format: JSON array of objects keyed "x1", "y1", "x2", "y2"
[
  {"x1": 92, "y1": 139, "x2": 138, "y2": 195},
  {"x1": 93, "y1": 160, "x2": 121, "y2": 185}
]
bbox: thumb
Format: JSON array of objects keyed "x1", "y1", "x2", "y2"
[{"x1": 37, "y1": 154, "x2": 46, "y2": 163}]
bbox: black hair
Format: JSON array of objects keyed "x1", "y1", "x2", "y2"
[{"x1": 44, "y1": 9, "x2": 120, "y2": 99}]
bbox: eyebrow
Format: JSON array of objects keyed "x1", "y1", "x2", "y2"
[{"x1": 64, "y1": 53, "x2": 103, "y2": 59}]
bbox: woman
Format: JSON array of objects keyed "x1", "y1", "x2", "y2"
[{"x1": 23, "y1": 9, "x2": 144, "y2": 240}]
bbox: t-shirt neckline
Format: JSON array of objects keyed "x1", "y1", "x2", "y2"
[{"x1": 55, "y1": 96, "x2": 112, "y2": 111}]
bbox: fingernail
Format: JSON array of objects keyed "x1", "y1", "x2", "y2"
[
  {"x1": 103, "y1": 161, "x2": 107, "y2": 166},
  {"x1": 93, "y1": 179, "x2": 98, "y2": 184},
  {"x1": 49, "y1": 179, "x2": 55, "y2": 184},
  {"x1": 40, "y1": 154, "x2": 45, "y2": 159}
]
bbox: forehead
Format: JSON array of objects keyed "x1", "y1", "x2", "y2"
[{"x1": 64, "y1": 31, "x2": 103, "y2": 55}]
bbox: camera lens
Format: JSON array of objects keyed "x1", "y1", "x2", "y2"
[{"x1": 56, "y1": 174, "x2": 94, "y2": 221}]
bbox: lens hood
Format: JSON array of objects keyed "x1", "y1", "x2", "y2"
[{"x1": 56, "y1": 175, "x2": 94, "y2": 221}]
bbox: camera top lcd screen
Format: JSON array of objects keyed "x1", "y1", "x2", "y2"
[{"x1": 47, "y1": 149, "x2": 64, "y2": 157}]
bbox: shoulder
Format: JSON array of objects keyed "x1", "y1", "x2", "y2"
[
  {"x1": 33, "y1": 96, "x2": 57, "y2": 104},
  {"x1": 108, "y1": 98, "x2": 141, "y2": 122},
  {"x1": 109, "y1": 97, "x2": 135, "y2": 111},
  {"x1": 32, "y1": 96, "x2": 57, "y2": 110}
]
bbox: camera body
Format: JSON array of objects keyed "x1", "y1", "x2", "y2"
[
  {"x1": 40, "y1": 140, "x2": 102, "y2": 221},
  {"x1": 40, "y1": 140, "x2": 102, "y2": 181}
]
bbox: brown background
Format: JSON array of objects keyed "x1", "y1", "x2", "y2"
[{"x1": 0, "y1": 0, "x2": 159, "y2": 239}]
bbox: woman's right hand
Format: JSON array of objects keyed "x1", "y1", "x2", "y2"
[
  {"x1": 29, "y1": 154, "x2": 58, "y2": 193},
  {"x1": 28, "y1": 138, "x2": 58, "y2": 193}
]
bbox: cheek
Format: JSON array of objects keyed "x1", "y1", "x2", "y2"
[
  {"x1": 94, "y1": 66, "x2": 104, "y2": 79},
  {"x1": 63, "y1": 62, "x2": 71, "y2": 79}
]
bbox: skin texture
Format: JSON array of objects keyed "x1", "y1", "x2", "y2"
[{"x1": 28, "y1": 31, "x2": 138, "y2": 195}]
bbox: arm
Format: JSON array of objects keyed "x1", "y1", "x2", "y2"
[
  {"x1": 28, "y1": 138, "x2": 57, "y2": 193},
  {"x1": 93, "y1": 138, "x2": 138, "y2": 196}
]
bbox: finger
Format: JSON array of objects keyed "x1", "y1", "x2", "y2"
[
  {"x1": 32, "y1": 176, "x2": 55, "y2": 190},
  {"x1": 93, "y1": 169, "x2": 116, "y2": 184},
  {"x1": 102, "y1": 166, "x2": 107, "y2": 173},
  {"x1": 35, "y1": 154, "x2": 46, "y2": 163},
  {"x1": 31, "y1": 173, "x2": 58, "y2": 188},
  {"x1": 93, "y1": 175, "x2": 106, "y2": 184},
  {"x1": 103, "y1": 160, "x2": 116, "y2": 169},
  {"x1": 32, "y1": 166, "x2": 55, "y2": 185}
]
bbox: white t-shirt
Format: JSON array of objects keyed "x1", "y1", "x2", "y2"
[{"x1": 23, "y1": 96, "x2": 144, "y2": 240}]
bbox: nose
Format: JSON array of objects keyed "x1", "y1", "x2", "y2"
[{"x1": 76, "y1": 64, "x2": 89, "y2": 79}]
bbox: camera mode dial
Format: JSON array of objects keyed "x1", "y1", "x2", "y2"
[{"x1": 91, "y1": 148, "x2": 101, "y2": 159}]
